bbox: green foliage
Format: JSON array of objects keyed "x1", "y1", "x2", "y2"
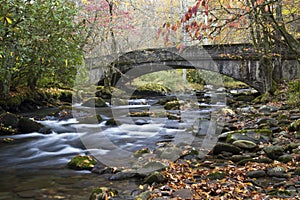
[
  {"x1": 287, "y1": 80, "x2": 300, "y2": 108},
  {"x1": 186, "y1": 69, "x2": 205, "y2": 84},
  {"x1": 133, "y1": 70, "x2": 189, "y2": 92},
  {"x1": 0, "y1": 0, "x2": 84, "y2": 97},
  {"x1": 137, "y1": 83, "x2": 171, "y2": 95}
]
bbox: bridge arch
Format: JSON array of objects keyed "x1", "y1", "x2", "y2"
[{"x1": 87, "y1": 44, "x2": 299, "y2": 94}]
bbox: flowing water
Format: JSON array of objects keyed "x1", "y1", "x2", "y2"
[{"x1": 0, "y1": 89, "x2": 227, "y2": 199}]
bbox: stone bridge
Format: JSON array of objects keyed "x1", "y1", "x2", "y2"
[{"x1": 85, "y1": 43, "x2": 300, "y2": 93}]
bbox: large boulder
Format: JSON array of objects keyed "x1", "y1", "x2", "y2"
[{"x1": 17, "y1": 117, "x2": 45, "y2": 134}]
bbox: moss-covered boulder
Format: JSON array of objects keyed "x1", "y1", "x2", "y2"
[
  {"x1": 133, "y1": 83, "x2": 171, "y2": 97},
  {"x1": 164, "y1": 100, "x2": 180, "y2": 110},
  {"x1": 263, "y1": 145, "x2": 284, "y2": 160},
  {"x1": 67, "y1": 155, "x2": 97, "y2": 170},
  {"x1": 17, "y1": 117, "x2": 45, "y2": 134},
  {"x1": 89, "y1": 187, "x2": 118, "y2": 200}
]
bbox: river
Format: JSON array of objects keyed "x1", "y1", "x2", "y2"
[{"x1": 0, "y1": 87, "x2": 228, "y2": 199}]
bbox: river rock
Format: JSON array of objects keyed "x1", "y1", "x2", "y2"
[
  {"x1": 0, "y1": 112, "x2": 19, "y2": 128},
  {"x1": 134, "y1": 148, "x2": 151, "y2": 157},
  {"x1": 17, "y1": 117, "x2": 46, "y2": 134},
  {"x1": 135, "y1": 191, "x2": 151, "y2": 200},
  {"x1": 267, "y1": 166, "x2": 288, "y2": 178},
  {"x1": 135, "y1": 119, "x2": 149, "y2": 125},
  {"x1": 213, "y1": 142, "x2": 241, "y2": 155},
  {"x1": 232, "y1": 140, "x2": 257, "y2": 149},
  {"x1": 67, "y1": 155, "x2": 97, "y2": 170},
  {"x1": 224, "y1": 129, "x2": 272, "y2": 144},
  {"x1": 246, "y1": 170, "x2": 266, "y2": 178},
  {"x1": 136, "y1": 161, "x2": 168, "y2": 176},
  {"x1": 278, "y1": 154, "x2": 293, "y2": 163},
  {"x1": 90, "y1": 187, "x2": 118, "y2": 200},
  {"x1": 164, "y1": 100, "x2": 180, "y2": 110},
  {"x1": 109, "y1": 171, "x2": 138, "y2": 180},
  {"x1": 259, "y1": 105, "x2": 279, "y2": 114},
  {"x1": 257, "y1": 117, "x2": 277, "y2": 126},
  {"x1": 172, "y1": 189, "x2": 193, "y2": 199},
  {"x1": 263, "y1": 145, "x2": 284, "y2": 160},
  {"x1": 143, "y1": 171, "x2": 166, "y2": 184},
  {"x1": 159, "y1": 146, "x2": 182, "y2": 161},
  {"x1": 82, "y1": 97, "x2": 107, "y2": 107},
  {"x1": 163, "y1": 120, "x2": 179, "y2": 129},
  {"x1": 105, "y1": 118, "x2": 118, "y2": 126}
]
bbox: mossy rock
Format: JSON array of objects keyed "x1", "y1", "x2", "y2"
[
  {"x1": 225, "y1": 129, "x2": 272, "y2": 144},
  {"x1": 294, "y1": 168, "x2": 300, "y2": 175},
  {"x1": 263, "y1": 145, "x2": 284, "y2": 160},
  {"x1": 67, "y1": 155, "x2": 97, "y2": 170},
  {"x1": 79, "y1": 115, "x2": 103, "y2": 124},
  {"x1": 129, "y1": 111, "x2": 152, "y2": 117},
  {"x1": 157, "y1": 96, "x2": 178, "y2": 105},
  {"x1": 90, "y1": 187, "x2": 118, "y2": 200},
  {"x1": 133, "y1": 83, "x2": 171, "y2": 97},
  {"x1": 17, "y1": 117, "x2": 45, "y2": 134},
  {"x1": 206, "y1": 172, "x2": 226, "y2": 180},
  {"x1": 166, "y1": 113, "x2": 181, "y2": 121},
  {"x1": 143, "y1": 171, "x2": 167, "y2": 184},
  {"x1": 164, "y1": 100, "x2": 180, "y2": 110},
  {"x1": 213, "y1": 142, "x2": 241, "y2": 155},
  {"x1": 278, "y1": 154, "x2": 293, "y2": 163},
  {"x1": 134, "y1": 148, "x2": 151, "y2": 157},
  {"x1": 105, "y1": 118, "x2": 118, "y2": 126},
  {"x1": 82, "y1": 97, "x2": 107, "y2": 107}
]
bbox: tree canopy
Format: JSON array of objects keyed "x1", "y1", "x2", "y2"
[{"x1": 0, "y1": 0, "x2": 84, "y2": 98}]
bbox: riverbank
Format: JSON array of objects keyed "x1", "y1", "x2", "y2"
[
  {"x1": 0, "y1": 80, "x2": 299, "y2": 199},
  {"x1": 128, "y1": 81, "x2": 300, "y2": 199},
  {"x1": 84, "y1": 81, "x2": 300, "y2": 199}
]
